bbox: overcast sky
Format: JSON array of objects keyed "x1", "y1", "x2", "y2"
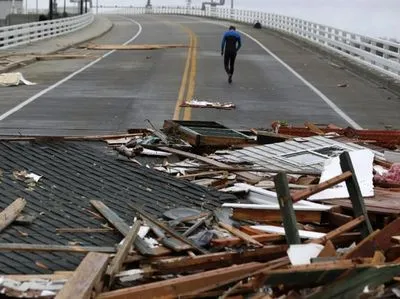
[{"x1": 30, "y1": 0, "x2": 399, "y2": 40}]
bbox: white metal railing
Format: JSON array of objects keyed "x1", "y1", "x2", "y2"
[
  {"x1": 98, "y1": 6, "x2": 400, "y2": 80},
  {"x1": 0, "y1": 13, "x2": 94, "y2": 49}
]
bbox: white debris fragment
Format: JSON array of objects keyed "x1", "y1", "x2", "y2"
[
  {"x1": 287, "y1": 244, "x2": 324, "y2": 265},
  {"x1": 27, "y1": 173, "x2": 42, "y2": 182},
  {"x1": 181, "y1": 99, "x2": 236, "y2": 109},
  {"x1": 0, "y1": 72, "x2": 36, "y2": 86}
]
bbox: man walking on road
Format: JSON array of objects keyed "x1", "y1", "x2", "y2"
[{"x1": 221, "y1": 25, "x2": 242, "y2": 84}]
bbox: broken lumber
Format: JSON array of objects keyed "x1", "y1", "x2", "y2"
[
  {"x1": 291, "y1": 171, "x2": 352, "y2": 202},
  {"x1": 150, "y1": 245, "x2": 288, "y2": 274},
  {"x1": 211, "y1": 234, "x2": 284, "y2": 247},
  {"x1": 339, "y1": 152, "x2": 373, "y2": 237},
  {"x1": 159, "y1": 147, "x2": 261, "y2": 184},
  {"x1": 129, "y1": 204, "x2": 207, "y2": 254},
  {"x1": 97, "y1": 262, "x2": 266, "y2": 299},
  {"x1": 0, "y1": 198, "x2": 26, "y2": 233},
  {"x1": 55, "y1": 252, "x2": 109, "y2": 299},
  {"x1": 274, "y1": 172, "x2": 301, "y2": 244},
  {"x1": 218, "y1": 222, "x2": 263, "y2": 247},
  {"x1": 4, "y1": 272, "x2": 74, "y2": 281},
  {"x1": 0, "y1": 243, "x2": 116, "y2": 253},
  {"x1": 104, "y1": 220, "x2": 142, "y2": 289},
  {"x1": 308, "y1": 215, "x2": 365, "y2": 245},
  {"x1": 90, "y1": 200, "x2": 168, "y2": 256}
]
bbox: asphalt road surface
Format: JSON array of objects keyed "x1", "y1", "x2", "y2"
[{"x1": 0, "y1": 14, "x2": 399, "y2": 136}]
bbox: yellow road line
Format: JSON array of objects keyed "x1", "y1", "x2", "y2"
[
  {"x1": 173, "y1": 25, "x2": 194, "y2": 120},
  {"x1": 183, "y1": 33, "x2": 198, "y2": 121}
]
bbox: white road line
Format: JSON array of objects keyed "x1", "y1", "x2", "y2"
[
  {"x1": 0, "y1": 17, "x2": 143, "y2": 122},
  {"x1": 239, "y1": 30, "x2": 362, "y2": 129},
  {"x1": 203, "y1": 19, "x2": 362, "y2": 129}
]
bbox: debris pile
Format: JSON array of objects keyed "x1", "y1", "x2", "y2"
[{"x1": 1, "y1": 121, "x2": 400, "y2": 298}]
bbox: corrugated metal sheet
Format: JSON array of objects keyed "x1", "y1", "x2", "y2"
[{"x1": 218, "y1": 136, "x2": 384, "y2": 173}]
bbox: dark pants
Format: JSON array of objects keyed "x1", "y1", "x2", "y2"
[{"x1": 224, "y1": 51, "x2": 237, "y2": 75}]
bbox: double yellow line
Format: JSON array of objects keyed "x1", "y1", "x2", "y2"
[{"x1": 173, "y1": 25, "x2": 198, "y2": 121}]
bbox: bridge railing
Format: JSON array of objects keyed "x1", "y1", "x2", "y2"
[
  {"x1": 0, "y1": 13, "x2": 94, "y2": 50},
  {"x1": 98, "y1": 6, "x2": 400, "y2": 80}
]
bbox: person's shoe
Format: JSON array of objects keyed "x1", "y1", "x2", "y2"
[{"x1": 228, "y1": 74, "x2": 232, "y2": 84}]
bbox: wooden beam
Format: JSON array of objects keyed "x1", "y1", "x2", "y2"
[
  {"x1": 0, "y1": 243, "x2": 115, "y2": 253},
  {"x1": 218, "y1": 222, "x2": 264, "y2": 247},
  {"x1": 150, "y1": 246, "x2": 288, "y2": 274},
  {"x1": 274, "y1": 172, "x2": 300, "y2": 244},
  {"x1": 0, "y1": 198, "x2": 26, "y2": 233},
  {"x1": 55, "y1": 252, "x2": 109, "y2": 299},
  {"x1": 90, "y1": 200, "x2": 166, "y2": 256},
  {"x1": 104, "y1": 220, "x2": 141, "y2": 289},
  {"x1": 324, "y1": 211, "x2": 353, "y2": 227},
  {"x1": 339, "y1": 152, "x2": 373, "y2": 237},
  {"x1": 159, "y1": 147, "x2": 261, "y2": 184},
  {"x1": 291, "y1": 171, "x2": 352, "y2": 203},
  {"x1": 308, "y1": 215, "x2": 365, "y2": 245},
  {"x1": 97, "y1": 262, "x2": 266, "y2": 299},
  {"x1": 305, "y1": 121, "x2": 325, "y2": 135},
  {"x1": 211, "y1": 234, "x2": 284, "y2": 247},
  {"x1": 129, "y1": 204, "x2": 207, "y2": 254}
]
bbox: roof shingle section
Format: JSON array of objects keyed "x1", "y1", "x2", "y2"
[{"x1": 0, "y1": 141, "x2": 236, "y2": 274}]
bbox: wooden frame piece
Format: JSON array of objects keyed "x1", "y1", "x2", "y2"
[
  {"x1": 0, "y1": 198, "x2": 26, "y2": 233},
  {"x1": 55, "y1": 252, "x2": 109, "y2": 299},
  {"x1": 274, "y1": 172, "x2": 300, "y2": 244}
]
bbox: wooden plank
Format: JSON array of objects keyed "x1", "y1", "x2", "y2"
[
  {"x1": 0, "y1": 198, "x2": 26, "y2": 233},
  {"x1": 105, "y1": 220, "x2": 141, "y2": 289},
  {"x1": 55, "y1": 252, "x2": 109, "y2": 299},
  {"x1": 232, "y1": 208, "x2": 322, "y2": 223},
  {"x1": 159, "y1": 147, "x2": 261, "y2": 184},
  {"x1": 218, "y1": 222, "x2": 263, "y2": 247},
  {"x1": 308, "y1": 215, "x2": 365, "y2": 245},
  {"x1": 291, "y1": 171, "x2": 352, "y2": 203},
  {"x1": 274, "y1": 172, "x2": 300, "y2": 244},
  {"x1": 150, "y1": 246, "x2": 288, "y2": 274},
  {"x1": 90, "y1": 200, "x2": 166, "y2": 256},
  {"x1": 343, "y1": 217, "x2": 400, "y2": 259},
  {"x1": 211, "y1": 234, "x2": 284, "y2": 247},
  {"x1": 148, "y1": 221, "x2": 192, "y2": 252},
  {"x1": 129, "y1": 204, "x2": 207, "y2": 254},
  {"x1": 0, "y1": 243, "x2": 115, "y2": 253},
  {"x1": 178, "y1": 171, "x2": 228, "y2": 180},
  {"x1": 97, "y1": 262, "x2": 266, "y2": 299},
  {"x1": 339, "y1": 152, "x2": 373, "y2": 237}
]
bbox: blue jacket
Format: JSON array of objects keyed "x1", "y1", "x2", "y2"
[{"x1": 221, "y1": 30, "x2": 242, "y2": 53}]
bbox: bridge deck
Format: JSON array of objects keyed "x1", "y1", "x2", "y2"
[{"x1": 0, "y1": 15, "x2": 398, "y2": 136}]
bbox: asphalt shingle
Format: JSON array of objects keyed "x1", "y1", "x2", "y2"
[{"x1": 0, "y1": 141, "x2": 236, "y2": 274}]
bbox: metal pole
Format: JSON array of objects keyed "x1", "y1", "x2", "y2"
[
  {"x1": 36, "y1": 0, "x2": 38, "y2": 14},
  {"x1": 79, "y1": 0, "x2": 83, "y2": 14},
  {"x1": 84, "y1": 0, "x2": 87, "y2": 13},
  {"x1": 48, "y1": 0, "x2": 53, "y2": 19},
  {"x1": 231, "y1": 0, "x2": 233, "y2": 9},
  {"x1": 96, "y1": 0, "x2": 98, "y2": 14},
  {"x1": 63, "y1": 0, "x2": 65, "y2": 15}
]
